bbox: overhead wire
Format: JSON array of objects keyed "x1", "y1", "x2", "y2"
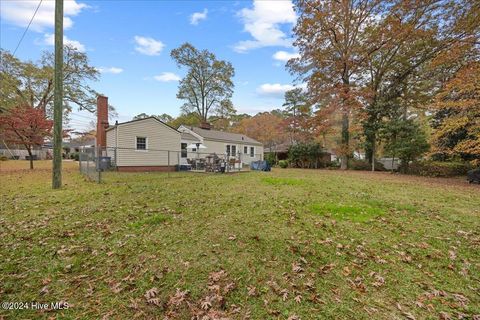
[{"x1": 12, "y1": 0, "x2": 43, "y2": 57}]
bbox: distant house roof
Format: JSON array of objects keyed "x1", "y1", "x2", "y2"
[
  {"x1": 188, "y1": 126, "x2": 262, "y2": 146},
  {"x1": 181, "y1": 132, "x2": 199, "y2": 142},
  {"x1": 68, "y1": 139, "x2": 95, "y2": 148},
  {"x1": 264, "y1": 142, "x2": 291, "y2": 153}
]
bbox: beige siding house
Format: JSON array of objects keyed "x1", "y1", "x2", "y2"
[
  {"x1": 104, "y1": 117, "x2": 263, "y2": 171},
  {"x1": 106, "y1": 117, "x2": 181, "y2": 171},
  {"x1": 178, "y1": 125, "x2": 264, "y2": 165}
]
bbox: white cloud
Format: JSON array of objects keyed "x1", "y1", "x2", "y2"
[
  {"x1": 43, "y1": 33, "x2": 86, "y2": 52},
  {"x1": 134, "y1": 36, "x2": 164, "y2": 56},
  {"x1": 273, "y1": 50, "x2": 300, "y2": 62},
  {"x1": 0, "y1": 0, "x2": 88, "y2": 32},
  {"x1": 97, "y1": 67, "x2": 124, "y2": 74},
  {"x1": 190, "y1": 9, "x2": 208, "y2": 25},
  {"x1": 257, "y1": 83, "x2": 306, "y2": 98},
  {"x1": 234, "y1": 0, "x2": 296, "y2": 53},
  {"x1": 154, "y1": 72, "x2": 181, "y2": 82}
]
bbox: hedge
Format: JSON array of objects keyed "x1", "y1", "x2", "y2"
[{"x1": 407, "y1": 161, "x2": 471, "y2": 177}]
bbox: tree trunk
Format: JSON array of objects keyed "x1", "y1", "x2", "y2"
[
  {"x1": 26, "y1": 147, "x2": 34, "y2": 170},
  {"x1": 371, "y1": 137, "x2": 375, "y2": 172},
  {"x1": 340, "y1": 112, "x2": 349, "y2": 170}
]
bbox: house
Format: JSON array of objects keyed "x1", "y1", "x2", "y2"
[
  {"x1": 105, "y1": 117, "x2": 181, "y2": 172},
  {"x1": 178, "y1": 123, "x2": 264, "y2": 166},
  {"x1": 96, "y1": 96, "x2": 263, "y2": 172}
]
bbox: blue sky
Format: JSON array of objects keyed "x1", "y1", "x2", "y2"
[{"x1": 1, "y1": 0, "x2": 302, "y2": 131}]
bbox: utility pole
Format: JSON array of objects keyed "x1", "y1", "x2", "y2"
[{"x1": 52, "y1": 0, "x2": 63, "y2": 189}]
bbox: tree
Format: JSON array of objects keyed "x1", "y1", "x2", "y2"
[
  {"x1": 289, "y1": 0, "x2": 386, "y2": 170},
  {"x1": 431, "y1": 61, "x2": 480, "y2": 164},
  {"x1": 381, "y1": 118, "x2": 429, "y2": 172},
  {"x1": 0, "y1": 106, "x2": 53, "y2": 169},
  {"x1": 171, "y1": 43, "x2": 235, "y2": 121},
  {"x1": 133, "y1": 113, "x2": 174, "y2": 123},
  {"x1": 233, "y1": 112, "x2": 287, "y2": 151},
  {"x1": 168, "y1": 112, "x2": 202, "y2": 129},
  {"x1": 283, "y1": 88, "x2": 311, "y2": 143},
  {"x1": 361, "y1": 0, "x2": 479, "y2": 170},
  {"x1": 208, "y1": 99, "x2": 237, "y2": 130},
  {"x1": 0, "y1": 46, "x2": 104, "y2": 117}
]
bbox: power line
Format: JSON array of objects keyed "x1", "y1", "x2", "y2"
[{"x1": 12, "y1": 0, "x2": 43, "y2": 57}]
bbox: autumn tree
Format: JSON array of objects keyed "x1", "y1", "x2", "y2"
[
  {"x1": 431, "y1": 61, "x2": 480, "y2": 164},
  {"x1": 0, "y1": 106, "x2": 53, "y2": 169},
  {"x1": 171, "y1": 43, "x2": 235, "y2": 122},
  {"x1": 233, "y1": 112, "x2": 287, "y2": 151},
  {"x1": 289, "y1": 0, "x2": 387, "y2": 169},
  {"x1": 362, "y1": 0, "x2": 479, "y2": 169},
  {"x1": 0, "y1": 46, "x2": 106, "y2": 117}
]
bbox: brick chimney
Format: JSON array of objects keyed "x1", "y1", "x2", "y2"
[
  {"x1": 199, "y1": 121, "x2": 211, "y2": 130},
  {"x1": 96, "y1": 96, "x2": 109, "y2": 148}
]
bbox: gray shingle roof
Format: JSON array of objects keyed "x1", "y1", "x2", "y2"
[{"x1": 189, "y1": 127, "x2": 262, "y2": 145}]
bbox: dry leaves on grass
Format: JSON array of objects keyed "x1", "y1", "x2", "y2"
[
  {"x1": 161, "y1": 270, "x2": 238, "y2": 319},
  {"x1": 144, "y1": 287, "x2": 161, "y2": 306}
]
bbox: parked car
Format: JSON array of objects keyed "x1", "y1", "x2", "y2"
[{"x1": 467, "y1": 168, "x2": 480, "y2": 184}]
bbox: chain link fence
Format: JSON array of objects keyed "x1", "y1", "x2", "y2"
[
  {"x1": 79, "y1": 146, "x2": 264, "y2": 182},
  {"x1": 78, "y1": 147, "x2": 101, "y2": 182}
]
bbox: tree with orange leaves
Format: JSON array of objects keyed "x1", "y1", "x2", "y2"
[
  {"x1": 232, "y1": 112, "x2": 287, "y2": 152},
  {"x1": 431, "y1": 62, "x2": 480, "y2": 164},
  {"x1": 288, "y1": 0, "x2": 387, "y2": 169}
]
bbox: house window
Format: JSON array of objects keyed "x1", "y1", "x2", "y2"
[
  {"x1": 226, "y1": 145, "x2": 237, "y2": 156},
  {"x1": 250, "y1": 147, "x2": 254, "y2": 157},
  {"x1": 192, "y1": 148, "x2": 197, "y2": 152},
  {"x1": 136, "y1": 137, "x2": 147, "y2": 150},
  {"x1": 181, "y1": 143, "x2": 187, "y2": 158},
  {"x1": 244, "y1": 146, "x2": 248, "y2": 154}
]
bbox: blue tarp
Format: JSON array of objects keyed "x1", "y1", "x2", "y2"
[{"x1": 250, "y1": 160, "x2": 271, "y2": 171}]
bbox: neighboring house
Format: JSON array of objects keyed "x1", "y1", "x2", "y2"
[
  {"x1": 178, "y1": 124, "x2": 264, "y2": 165},
  {"x1": 105, "y1": 117, "x2": 181, "y2": 171},
  {"x1": 264, "y1": 142, "x2": 291, "y2": 161},
  {"x1": 67, "y1": 139, "x2": 95, "y2": 153}
]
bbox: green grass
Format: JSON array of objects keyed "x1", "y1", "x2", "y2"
[
  {"x1": 1, "y1": 161, "x2": 479, "y2": 319},
  {"x1": 310, "y1": 203, "x2": 384, "y2": 222},
  {"x1": 262, "y1": 176, "x2": 305, "y2": 185}
]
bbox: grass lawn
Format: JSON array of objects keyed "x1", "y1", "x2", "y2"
[{"x1": 1, "y1": 160, "x2": 479, "y2": 319}]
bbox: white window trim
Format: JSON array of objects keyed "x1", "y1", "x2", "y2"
[
  {"x1": 225, "y1": 143, "x2": 239, "y2": 158},
  {"x1": 135, "y1": 136, "x2": 148, "y2": 152},
  {"x1": 250, "y1": 146, "x2": 255, "y2": 157}
]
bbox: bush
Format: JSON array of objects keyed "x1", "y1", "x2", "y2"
[
  {"x1": 407, "y1": 161, "x2": 471, "y2": 177},
  {"x1": 278, "y1": 160, "x2": 289, "y2": 168},
  {"x1": 327, "y1": 161, "x2": 340, "y2": 169},
  {"x1": 288, "y1": 142, "x2": 328, "y2": 168},
  {"x1": 265, "y1": 153, "x2": 276, "y2": 166},
  {"x1": 0, "y1": 155, "x2": 8, "y2": 161},
  {"x1": 70, "y1": 152, "x2": 79, "y2": 161},
  {"x1": 348, "y1": 159, "x2": 386, "y2": 171}
]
